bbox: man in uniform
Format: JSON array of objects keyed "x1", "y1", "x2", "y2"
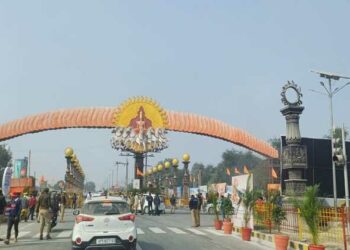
[{"x1": 36, "y1": 188, "x2": 52, "y2": 240}]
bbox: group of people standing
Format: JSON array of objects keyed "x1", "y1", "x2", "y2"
[
  {"x1": 126, "y1": 192, "x2": 165, "y2": 216},
  {"x1": 0, "y1": 188, "x2": 71, "y2": 245}
]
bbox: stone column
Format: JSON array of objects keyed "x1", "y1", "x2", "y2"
[{"x1": 280, "y1": 81, "x2": 308, "y2": 195}]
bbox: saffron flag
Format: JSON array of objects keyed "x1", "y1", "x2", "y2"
[
  {"x1": 243, "y1": 165, "x2": 250, "y2": 174},
  {"x1": 234, "y1": 167, "x2": 240, "y2": 174},
  {"x1": 272, "y1": 167, "x2": 278, "y2": 179},
  {"x1": 226, "y1": 168, "x2": 231, "y2": 176},
  {"x1": 136, "y1": 168, "x2": 144, "y2": 177}
]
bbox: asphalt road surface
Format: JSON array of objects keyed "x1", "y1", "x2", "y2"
[{"x1": 0, "y1": 209, "x2": 273, "y2": 250}]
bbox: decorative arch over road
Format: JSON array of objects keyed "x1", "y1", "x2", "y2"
[{"x1": 0, "y1": 97, "x2": 278, "y2": 158}]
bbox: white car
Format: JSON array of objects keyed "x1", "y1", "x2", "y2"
[{"x1": 72, "y1": 196, "x2": 137, "y2": 250}]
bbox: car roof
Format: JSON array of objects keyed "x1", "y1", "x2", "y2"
[{"x1": 85, "y1": 196, "x2": 125, "y2": 203}]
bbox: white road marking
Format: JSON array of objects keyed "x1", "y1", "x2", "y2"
[
  {"x1": 203, "y1": 228, "x2": 227, "y2": 236},
  {"x1": 18, "y1": 231, "x2": 30, "y2": 237},
  {"x1": 137, "y1": 228, "x2": 145, "y2": 234},
  {"x1": 186, "y1": 228, "x2": 206, "y2": 235},
  {"x1": 167, "y1": 227, "x2": 186, "y2": 234},
  {"x1": 148, "y1": 227, "x2": 166, "y2": 234},
  {"x1": 56, "y1": 230, "x2": 72, "y2": 238}
]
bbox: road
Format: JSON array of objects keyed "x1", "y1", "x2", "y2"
[{"x1": 0, "y1": 209, "x2": 273, "y2": 250}]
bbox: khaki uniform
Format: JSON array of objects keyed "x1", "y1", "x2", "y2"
[{"x1": 36, "y1": 192, "x2": 51, "y2": 238}]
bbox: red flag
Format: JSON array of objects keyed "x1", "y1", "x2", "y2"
[
  {"x1": 234, "y1": 167, "x2": 240, "y2": 174},
  {"x1": 226, "y1": 168, "x2": 231, "y2": 176},
  {"x1": 272, "y1": 168, "x2": 278, "y2": 179},
  {"x1": 136, "y1": 168, "x2": 144, "y2": 177},
  {"x1": 243, "y1": 165, "x2": 250, "y2": 174}
]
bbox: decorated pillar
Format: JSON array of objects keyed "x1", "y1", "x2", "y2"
[
  {"x1": 182, "y1": 153, "x2": 190, "y2": 200},
  {"x1": 111, "y1": 97, "x2": 169, "y2": 190},
  {"x1": 280, "y1": 81, "x2": 308, "y2": 195},
  {"x1": 172, "y1": 159, "x2": 179, "y2": 197},
  {"x1": 134, "y1": 153, "x2": 144, "y2": 189}
]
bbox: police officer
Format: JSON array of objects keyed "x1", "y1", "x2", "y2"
[{"x1": 36, "y1": 188, "x2": 52, "y2": 240}]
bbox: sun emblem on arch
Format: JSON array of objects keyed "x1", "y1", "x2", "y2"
[{"x1": 111, "y1": 97, "x2": 169, "y2": 153}]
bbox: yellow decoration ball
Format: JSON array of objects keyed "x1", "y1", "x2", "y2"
[
  {"x1": 152, "y1": 166, "x2": 158, "y2": 173},
  {"x1": 172, "y1": 158, "x2": 179, "y2": 166},
  {"x1": 164, "y1": 161, "x2": 171, "y2": 169},
  {"x1": 64, "y1": 147, "x2": 74, "y2": 157},
  {"x1": 183, "y1": 153, "x2": 190, "y2": 162},
  {"x1": 157, "y1": 164, "x2": 163, "y2": 172},
  {"x1": 148, "y1": 169, "x2": 153, "y2": 175}
]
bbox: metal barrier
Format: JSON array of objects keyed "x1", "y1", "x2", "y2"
[{"x1": 254, "y1": 203, "x2": 349, "y2": 249}]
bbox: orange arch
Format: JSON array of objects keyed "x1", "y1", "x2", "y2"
[{"x1": 0, "y1": 108, "x2": 278, "y2": 158}]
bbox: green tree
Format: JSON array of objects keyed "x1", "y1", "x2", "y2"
[
  {"x1": 85, "y1": 181, "x2": 96, "y2": 192},
  {"x1": 0, "y1": 145, "x2": 12, "y2": 186},
  {"x1": 324, "y1": 127, "x2": 348, "y2": 139},
  {"x1": 0, "y1": 144, "x2": 12, "y2": 169}
]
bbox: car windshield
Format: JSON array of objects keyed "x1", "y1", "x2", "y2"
[{"x1": 82, "y1": 201, "x2": 130, "y2": 215}]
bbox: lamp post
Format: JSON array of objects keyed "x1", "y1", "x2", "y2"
[
  {"x1": 172, "y1": 159, "x2": 179, "y2": 197},
  {"x1": 182, "y1": 153, "x2": 190, "y2": 200},
  {"x1": 311, "y1": 70, "x2": 350, "y2": 208},
  {"x1": 164, "y1": 161, "x2": 171, "y2": 195},
  {"x1": 116, "y1": 159, "x2": 129, "y2": 193},
  {"x1": 64, "y1": 147, "x2": 74, "y2": 193}
]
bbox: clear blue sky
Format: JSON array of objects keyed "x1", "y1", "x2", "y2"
[{"x1": 0, "y1": 1, "x2": 349, "y2": 189}]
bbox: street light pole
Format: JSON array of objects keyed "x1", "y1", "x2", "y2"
[{"x1": 311, "y1": 70, "x2": 350, "y2": 208}]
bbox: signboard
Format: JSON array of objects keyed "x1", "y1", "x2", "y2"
[
  {"x1": 13, "y1": 158, "x2": 28, "y2": 179},
  {"x1": 232, "y1": 174, "x2": 254, "y2": 229},
  {"x1": 10, "y1": 177, "x2": 34, "y2": 187},
  {"x1": 2, "y1": 167, "x2": 13, "y2": 196},
  {"x1": 133, "y1": 179, "x2": 140, "y2": 190}
]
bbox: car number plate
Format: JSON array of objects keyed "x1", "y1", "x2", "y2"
[{"x1": 96, "y1": 238, "x2": 116, "y2": 245}]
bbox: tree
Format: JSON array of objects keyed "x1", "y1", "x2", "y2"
[
  {"x1": 85, "y1": 181, "x2": 96, "y2": 193},
  {"x1": 324, "y1": 127, "x2": 348, "y2": 139},
  {"x1": 0, "y1": 144, "x2": 12, "y2": 169},
  {"x1": 0, "y1": 145, "x2": 12, "y2": 186}
]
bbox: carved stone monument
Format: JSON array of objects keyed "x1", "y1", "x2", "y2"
[{"x1": 281, "y1": 81, "x2": 308, "y2": 195}]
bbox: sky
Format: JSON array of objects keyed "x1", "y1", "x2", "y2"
[{"x1": 0, "y1": 1, "x2": 349, "y2": 190}]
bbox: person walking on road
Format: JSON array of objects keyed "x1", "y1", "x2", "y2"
[
  {"x1": 50, "y1": 192, "x2": 60, "y2": 229},
  {"x1": 59, "y1": 191, "x2": 67, "y2": 222},
  {"x1": 28, "y1": 194, "x2": 37, "y2": 221},
  {"x1": 36, "y1": 188, "x2": 52, "y2": 240},
  {"x1": 20, "y1": 193, "x2": 29, "y2": 222},
  {"x1": 196, "y1": 193, "x2": 203, "y2": 226},
  {"x1": 189, "y1": 194, "x2": 199, "y2": 227},
  {"x1": 133, "y1": 194, "x2": 140, "y2": 215},
  {"x1": 146, "y1": 192, "x2": 153, "y2": 215},
  {"x1": 72, "y1": 193, "x2": 77, "y2": 210},
  {"x1": 170, "y1": 194, "x2": 176, "y2": 214},
  {"x1": 153, "y1": 194, "x2": 161, "y2": 216},
  {"x1": 4, "y1": 192, "x2": 22, "y2": 245},
  {"x1": 140, "y1": 193, "x2": 145, "y2": 215},
  {"x1": 0, "y1": 189, "x2": 8, "y2": 241}
]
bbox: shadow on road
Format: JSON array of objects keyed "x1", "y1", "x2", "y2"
[{"x1": 139, "y1": 241, "x2": 165, "y2": 250}]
